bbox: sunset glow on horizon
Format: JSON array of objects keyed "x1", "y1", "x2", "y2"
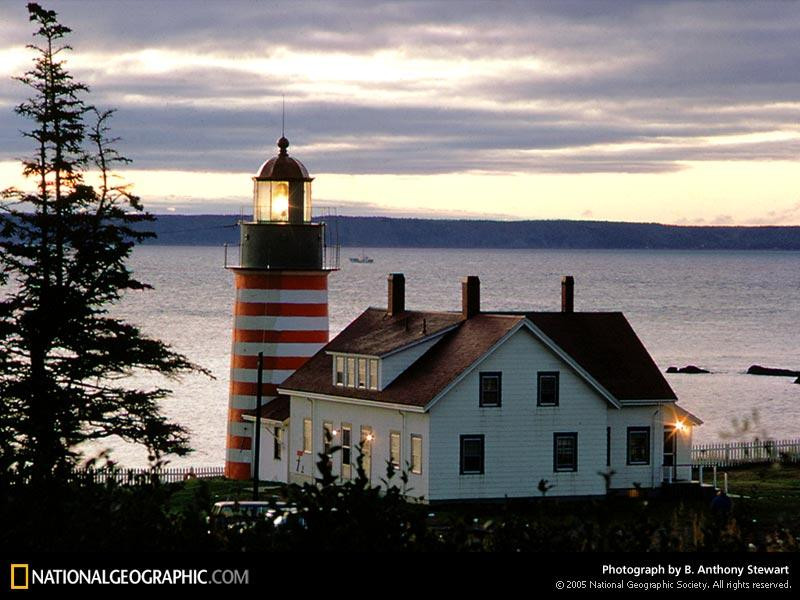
[{"x1": 1, "y1": 1, "x2": 799, "y2": 225}]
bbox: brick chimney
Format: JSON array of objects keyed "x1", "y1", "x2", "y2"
[
  {"x1": 387, "y1": 273, "x2": 405, "y2": 316},
  {"x1": 561, "y1": 275, "x2": 574, "y2": 313},
  {"x1": 462, "y1": 276, "x2": 480, "y2": 319}
]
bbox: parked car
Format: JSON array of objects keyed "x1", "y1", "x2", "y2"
[{"x1": 209, "y1": 500, "x2": 301, "y2": 534}]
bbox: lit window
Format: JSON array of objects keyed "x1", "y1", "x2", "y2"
[
  {"x1": 346, "y1": 357, "x2": 356, "y2": 387},
  {"x1": 537, "y1": 372, "x2": 559, "y2": 406},
  {"x1": 553, "y1": 433, "x2": 578, "y2": 472},
  {"x1": 627, "y1": 427, "x2": 650, "y2": 465},
  {"x1": 270, "y1": 181, "x2": 289, "y2": 221},
  {"x1": 479, "y1": 372, "x2": 501, "y2": 407},
  {"x1": 360, "y1": 426, "x2": 373, "y2": 480},
  {"x1": 335, "y1": 356, "x2": 344, "y2": 386},
  {"x1": 411, "y1": 434, "x2": 422, "y2": 475},
  {"x1": 390, "y1": 431, "x2": 401, "y2": 469},
  {"x1": 341, "y1": 424, "x2": 352, "y2": 479},
  {"x1": 273, "y1": 426, "x2": 282, "y2": 461},
  {"x1": 323, "y1": 421, "x2": 333, "y2": 455},
  {"x1": 460, "y1": 435, "x2": 484, "y2": 475},
  {"x1": 369, "y1": 359, "x2": 379, "y2": 390},
  {"x1": 303, "y1": 418, "x2": 312, "y2": 454},
  {"x1": 358, "y1": 358, "x2": 367, "y2": 389}
]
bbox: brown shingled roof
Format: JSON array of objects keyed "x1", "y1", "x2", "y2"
[
  {"x1": 281, "y1": 312, "x2": 524, "y2": 407},
  {"x1": 524, "y1": 312, "x2": 676, "y2": 401},
  {"x1": 242, "y1": 395, "x2": 290, "y2": 422},
  {"x1": 281, "y1": 308, "x2": 676, "y2": 408},
  {"x1": 325, "y1": 307, "x2": 463, "y2": 357}
]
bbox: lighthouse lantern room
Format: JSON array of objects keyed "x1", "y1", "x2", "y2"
[{"x1": 225, "y1": 136, "x2": 334, "y2": 481}]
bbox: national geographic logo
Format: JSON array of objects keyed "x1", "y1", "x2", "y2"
[
  {"x1": 10, "y1": 564, "x2": 29, "y2": 590},
  {"x1": 6, "y1": 564, "x2": 248, "y2": 587}
]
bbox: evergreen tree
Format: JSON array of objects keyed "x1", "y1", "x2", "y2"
[{"x1": 0, "y1": 3, "x2": 207, "y2": 484}]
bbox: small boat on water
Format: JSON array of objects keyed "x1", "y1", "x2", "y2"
[{"x1": 349, "y1": 252, "x2": 374, "y2": 264}]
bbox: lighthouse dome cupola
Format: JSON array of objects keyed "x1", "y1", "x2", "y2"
[{"x1": 253, "y1": 136, "x2": 314, "y2": 224}]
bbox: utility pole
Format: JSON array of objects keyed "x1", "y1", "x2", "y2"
[{"x1": 252, "y1": 351, "x2": 263, "y2": 500}]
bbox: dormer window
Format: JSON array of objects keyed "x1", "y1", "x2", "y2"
[
  {"x1": 358, "y1": 358, "x2": 367, "y2": 389},
  {"x1": 335, "y1": 356, "x2": 345, "y2": 386},
  {"x1": 332, "y1": 354, "x2": 380, "y2": 390}
]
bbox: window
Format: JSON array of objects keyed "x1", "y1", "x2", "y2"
[
  {"x1": 627, "y1": 427, "x2": 651, "y2": 465},
  {"x1": 358, "y1": 358, "x2": 367, "y2": 389},
  {"x1": 323, "y1": 421, "x2": 334, "y2": 455},
  {"x1": 360, "y1": 426, "x2": 373, "y2": 480},
  {"x1": 334, "y1": 355, "x2": 379, "y2": 390},
  {"x1": 537, "y1": 371, "x2": 560, "y2": 406},
  {"x1": 606, "y1": 427, "x2": 611, "y2": 467},
  {"x1": 460, "y1": 435, "x2": 485, "y2": 475},
  {"x1": 553, "y1": 432, "x2": 578, "y2": 472},
  {"x1": 369, "y1": 359, "x2": 379, "y2": 390},
  {"x1": 273, "y1": 426, "x2": 282, "y2": 460},
  {"x1": 389, "y1": 431, "x2": 401, "y2": 469},
  {"x1": 479, "y1": 372, "x2": 502, "y2": 407},
  {"x1": 303, "y1": 418, "x2": 312, "y2": 454},
  {"x1": 335, "y1": 356, "x2": 344, "y2": 386},
  {"x1": 410, "y1": 434, "x2": 422, "y2": 474},
  {"x1": 341, "y1": 424, "x2": 352, "y2": 479}
]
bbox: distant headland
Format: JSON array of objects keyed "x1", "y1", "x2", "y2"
[{"x1": 141, "y1": 215, "x2": 800, "y2": 250}]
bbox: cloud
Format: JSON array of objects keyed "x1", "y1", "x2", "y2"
[{"x1": 1, "y1": 1, "x2": 799, "y2": 221}]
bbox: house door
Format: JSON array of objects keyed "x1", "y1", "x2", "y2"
[{"x1": 663, "y1": 426, "x2": 676, "y2": 481}]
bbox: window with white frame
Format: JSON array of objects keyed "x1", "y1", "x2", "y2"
[
  {"x1": 323, "y1": 421, "x2": 334, "y2": 455},
  {"x1": 360, "y1": 426, "x2": 373, "y2": 480},
  {"x1": 410, "y1": 434, "x2": 422, "y2": 474},
  {"x1": 332, "y1": 355, "x2": 380, "y2": 390},
  {"x1": 389, "y1": 431, "x2": 401, "y2": 469},
  {"x1": 335, "y1": 356, "x2": 344, "y2": 386},
  {"x1": 303, "y1": 418, "x2": 312, "y2": 454},
  {"x1": 273, "y1": 426, "x2": 282, "y2": 460},
  {"x1": 369, "y1": 359, "x2": 379, "y2": 390},
  {"x1": 358, "y1": 358, "x2": 367, "y2": 389},
  {"x1": 341, "y1": 424, "x2": 352, "y2": 479}
]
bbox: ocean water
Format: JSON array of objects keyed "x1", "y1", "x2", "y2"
[{"x1": 95, "y1": 246, "x2": 800, "y2": 467}]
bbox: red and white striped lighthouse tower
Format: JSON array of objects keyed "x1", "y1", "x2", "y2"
[{"x1": 225, "y1": 136, "x2": 334, "y2": 480}]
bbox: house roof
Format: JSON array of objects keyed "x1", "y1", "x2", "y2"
[
  {"x1": 324, "y1": 307, "x2": 463, "y2": 357},
  {"x1": 281, "y1": 312, "x2": 524, "y2": 407},
  {"x1": 280, "y1": 308, "x2": 677, "y2": 408},
  {"x1": 242, "y1": 395, "x2": 290, "y2": 422},
  {"x1": 522, "y1": 312, "x2": 677, "y2": 401}
]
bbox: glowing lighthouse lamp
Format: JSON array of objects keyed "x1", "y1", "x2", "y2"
[{"x1": 225, "y1": 135, "x2": 336, "y2": 482}]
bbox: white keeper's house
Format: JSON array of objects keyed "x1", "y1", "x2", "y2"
[{"x1": 252, "y1": 273, "x2": 701, "y2": 502}]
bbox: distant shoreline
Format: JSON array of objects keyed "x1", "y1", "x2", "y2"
[{"x1": 139, "y1": 215, "x2": 800, "y2": 250}]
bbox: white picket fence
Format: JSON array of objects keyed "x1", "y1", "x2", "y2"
[
  {"x1": 692, "y1": 438, "x2": 800, "y2": 467},
  {"x1": 72, "y1": 466, "x2": 224, "y2": 485}
]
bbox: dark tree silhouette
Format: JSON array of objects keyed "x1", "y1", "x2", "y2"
[{"x1": 0, "y1": 3, "x2": 208, "y2": 484}]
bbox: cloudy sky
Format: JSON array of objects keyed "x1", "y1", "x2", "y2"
[{"x1": 1, "y1": 0, "x2": 800, "y2": 224}]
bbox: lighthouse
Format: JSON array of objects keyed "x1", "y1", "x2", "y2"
[{"x1": 225, "y1": 136, "x2": 335, "y2": 480}]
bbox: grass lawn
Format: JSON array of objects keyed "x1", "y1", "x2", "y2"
[{"x1": 725, "y1": 462, "x2": 800, "y2": 531}]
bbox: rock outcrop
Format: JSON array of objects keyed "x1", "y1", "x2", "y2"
[
  {"x1": 666, "y1": 365, "x2": 710, "y2": 374},
  {"x1": 747, "y1": 365, "x2": 800, "y2": 377}
]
